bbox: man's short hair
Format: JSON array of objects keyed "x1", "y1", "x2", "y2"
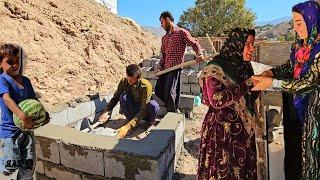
[
  {"x1": 159, "y1": 11, "x2": 174, "y2": 22},
  {"x1": 126, "y1": 64, "x2": 142, "y2": 78}
]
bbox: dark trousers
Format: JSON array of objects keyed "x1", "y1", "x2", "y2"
[
  {"x1": 119, "y1": 93, "x2": 159, "y2": 123},
  {"x1": 155, "y1": 69, "x2": 181, "y2": 112},
  {"x1": 282, "y1": 93, "x2": 302, "y2": 180}
]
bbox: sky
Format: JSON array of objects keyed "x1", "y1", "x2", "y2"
[{"x1": 118, "y1": 0, "x2": 303, "y2": 27}]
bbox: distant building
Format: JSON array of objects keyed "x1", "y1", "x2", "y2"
[{"x1": 95, "y1": 0, "x2": 117, "y2": 14}]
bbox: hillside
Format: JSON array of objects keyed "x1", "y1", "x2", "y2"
[
  {"x1": 256, "y1": 21, "x2": 293, "y2": 40},
  {"x1": 0, "y1": 0, "x2": 161, "y2": 110}
]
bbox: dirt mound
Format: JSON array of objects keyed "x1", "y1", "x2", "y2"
[{"x1": 0, "y1": 0, "x2": 160, "y2": 110}]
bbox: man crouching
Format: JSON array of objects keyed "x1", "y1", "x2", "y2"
[{"x1": 98, "y1": 64, "x2": 159, "y2": 139}]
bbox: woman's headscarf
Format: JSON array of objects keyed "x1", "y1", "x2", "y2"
[
  {"x1": 207, "y1": 28, "x2": 258, "y2": 114},
  {"x1": 290, "y1": 0, "x2": 320, "y2": 122}
]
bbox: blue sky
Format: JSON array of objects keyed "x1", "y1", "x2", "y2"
[{"x1": 118, "y1": 0, "x2": 303, "y2": 27}]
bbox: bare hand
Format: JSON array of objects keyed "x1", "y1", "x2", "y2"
[
  {"x1": 20, "y1": 114, "x2": 34, "y2": 129},
  {"x1": 98, "y1": 111, "x2": 111, "y2": 123},
  {"x1": 260, "y1": 70, "x2": 273, "y2": 78},
  {"x1": 249, "y1": 77, "x2": 259, "y2": 86},
  {"x1": 196, "y1": 54, "x2": 204, "y2": 63},
  {"x1": 251, "y1": 76, "x2": 273, "y2": 91}
]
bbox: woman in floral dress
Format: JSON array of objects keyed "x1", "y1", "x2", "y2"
[{"x1": 197, "y1": 28, "x2": 259, "y2": 180}]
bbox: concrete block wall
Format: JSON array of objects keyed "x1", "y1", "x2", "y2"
[
  {"x1": 256, "y1": 41, "x2": 292, "y2": 66},
  {"x1": 141, "y1": 55, "x2": 207, "y2": 97},
  {"x1": 141, "y1": 55, "x2": 202, "y2": 118},
  {"x1": 34, "y1": 112, "x2": 185, "y2": 180},
  {"x1": 49, "y1": 94, "x2": 112, "y2": 126},
  {"x1": 152, "y1": 93, "x2": 195, "y2": 118}
]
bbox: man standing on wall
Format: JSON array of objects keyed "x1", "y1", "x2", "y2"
[{"x1": 155, "y1": 11, "x2": 203, "y2": 112}]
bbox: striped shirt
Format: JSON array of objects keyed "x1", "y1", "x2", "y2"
[{"x1": 160, "y1": 27, "x2": 201, "y2": 70}]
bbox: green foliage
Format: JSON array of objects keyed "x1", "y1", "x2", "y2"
[
  {"x1": 178, "y1": 0, "x2": 256, "y2": 36},
  {"x1": 277, "y1": 35, "x2": 286, "y2": 42}
]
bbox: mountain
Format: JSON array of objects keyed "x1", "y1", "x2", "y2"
[
  {"x1": 256, "y1": 16, "x2": 291, "y2": 26},
  {"x1": 256, "y1": 21, "x2": 293, "y2": 39},
  {"x1": 142, "y1": 26, "x2": 166, "y2": 37}
]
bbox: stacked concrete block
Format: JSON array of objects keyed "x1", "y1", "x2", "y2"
[
  {"x1": 180, "y1": 70, "x2": 201, "y2": 96},
  {"x1": 150, "y1": 58, "x2": 159, "y2": 67},
  {"x1": 49, "y1": 94, "x2": 115, "y2": 127},
  {"x1": 152, "y1": 94, "x2": 195, "y2": 118},
  {"x1": 34, "y1": 112, "x2": 185, "y2": 180},
  {"x1": 142, "y1": 59, "x2": 151, "y2": 67},
  {"x1": 199, "y1": 61, "x2": 207, "y2": 71},
  {"x1": 181, "y1": 73, "x2": 188, "y2": 84},
  {"x1": 141, "y1": 56, "x2": 203, "y2": 96},
  {"x1": 257, "y1": 41, "x2": 291, "y2": 67},
  {"x1": 141, "y1": 57, "x2": 200, "y2": 118},
  {"x1": 183, "y1": 54, "x2": 196, "y2": 62},
  {"x1": 181, "y1": 83, "x2": 191, "y2": 94}
]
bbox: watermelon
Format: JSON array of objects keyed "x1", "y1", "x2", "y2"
[{"x1": 13, "y1": 99, "x2": 48, "y2": 130}]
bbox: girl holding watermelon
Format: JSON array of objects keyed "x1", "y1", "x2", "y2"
[{"x1": 0, "y1": 44, "x2": 49, "y2": 179}]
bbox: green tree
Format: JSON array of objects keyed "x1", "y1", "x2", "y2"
[
  {"x1": 277, "y1": 35, "x2": 286, "y2": 42},
  {"x1": 178, "y1": 0, "x2": 256, "y2": 36}
]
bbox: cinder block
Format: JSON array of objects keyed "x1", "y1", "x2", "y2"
[
  {"x1": 104, "y1": 155, "x2": 126, "y2": 179},
  {"x1": 142, "y1": 69, "x2": 156, "y2": 79},
  {"x1": 35, "y1": 136, "x2": 60, "y2": 164},
  {"x1": 35, "y1": 160, "x2": 45, "y2": 174},
  {"x1": 50, "y1": 109, "x2": 68, "y2": 126},
  {"x1": 35, "y1": 173, "x2": 53, "y2": 180},
  {"x1": 181, "y1": 84, "x2": 191, "y2": 94},
  {"x1": 150, "y1": 58, "x2": 159, "y2": 67},
  {"x1": 67, "y1": 101, "x2": 94, "y2": 124},
  {"x1": 156, "y1": 112, "x2": 184, "y2": 178},
  {"x1": 162, "y1": 158, "x2": 174, "y2": 180},
  {"x1": 188, "y1": 75, "x2": 198, "y2": 84},
  {"x1": 184, "y1": 54, "x2": 196, "y2": 61},
  {"x1": 142, "y1": 59, "x2": 151, "y2": 67},
  {"x1": 82, "y1": 173, "x2": 106, "y2": 180},
  {"x1": 190, "y1": 64, "x2": 199, "y2": 72},
  {"x1": 190, "y1": 84, "x2": 201, "y2": 94},
  {"x1": 179, "y1": 94, "x2": 195, "y2": 110},
  {"x1": 35, "y1": 112, "x2": 185, "y2": 180},
  {"x1": 181, "y1": 73, "x2": 188, "y2": 84},
  {"x1": 59, "y1": 143, "x2": 104, "y2": 176},
  {"x1": 134, "y1": 163, "x2": 158, "y2": 180},
  {"x1": 142, "y1": 69, "x2": 149, "y2": 78},
  {"x1": 199, "y1": 61, "x2": 207, "y2": 70},
  {"x1": 174, "y1": 115, "x2": 184, "y2": 158},
  {"x1": 157, "y1": 136, "x2": 175, "y2": 177},
  {"x1": 44, "y1": 161, "x2": 82, "y2": 180}
]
